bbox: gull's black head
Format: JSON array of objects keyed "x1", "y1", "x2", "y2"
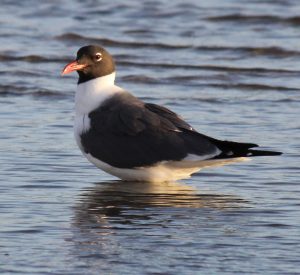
[{"x1": 62, "y1": 45, "x2": 115, "y2": 84}]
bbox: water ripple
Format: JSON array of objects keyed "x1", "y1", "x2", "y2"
[
  {"x1": 206, "y1": 14, "x2": 300, "y2": 26},
  {"x1": 0, "y1": 84, "x2": 67, "y2": 99},
  {"x1": 56, "y1": 33, "x2": 300, "y2": 58},
  {"x1": 56, "y1": 33, "x2": 189, "y2": 50},
  {"x1": 118, "y1": 60, "x2": 300, "y2": 74}
]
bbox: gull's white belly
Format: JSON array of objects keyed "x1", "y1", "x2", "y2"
[{"x1": 83, "y1": 151, "x2": 248, "y2": 183}]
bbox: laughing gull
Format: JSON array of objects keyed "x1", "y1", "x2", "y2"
[{"x1": 62, "y1": 45, "x2": 281, "y2": 182}]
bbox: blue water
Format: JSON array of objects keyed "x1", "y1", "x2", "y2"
[{"x1": 0, "y1": 0, "x2": 299, "y2": 274}]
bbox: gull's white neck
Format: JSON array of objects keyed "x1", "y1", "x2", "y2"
[{"x1": 75, "y1": 72, "x2": 123, "y2": 114}]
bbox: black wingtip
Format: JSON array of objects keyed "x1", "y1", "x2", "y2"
[{"x1": 247, "y1": 149, "x2": 282, "y2": 157}]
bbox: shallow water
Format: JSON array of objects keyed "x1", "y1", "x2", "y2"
[{"x1": 0, "y1": 0, "x2": 299, "y2": 274}]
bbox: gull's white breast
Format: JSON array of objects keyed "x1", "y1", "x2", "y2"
[{"x1": 73, "y1": 73, "x2": 123, "y2": 151}]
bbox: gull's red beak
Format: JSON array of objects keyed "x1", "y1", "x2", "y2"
[{"x1": 61, "y1": 60, "x2": 88, "y2": 75}]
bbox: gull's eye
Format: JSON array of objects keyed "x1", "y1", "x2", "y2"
[{"x1": 95, "y1": 53, "x2": 102, "y2": 62}]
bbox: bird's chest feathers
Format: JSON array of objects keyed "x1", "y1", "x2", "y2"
[
  {"x1": 75, "y1": 74, "x2": 122, "y2": 113},
  {"x1": 74, "y1": 114, "x2": 91, "y2": 135},
  {"x1": 74, "y1": 74, "x2": 122, "y2": 136}
]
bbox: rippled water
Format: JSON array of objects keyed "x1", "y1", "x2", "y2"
[{"x1": 0, "y1": 0, "x2": 299, "y2": 274}]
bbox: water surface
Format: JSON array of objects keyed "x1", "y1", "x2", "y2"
[{"x1": 0, "y1": 0, "x2": 299, "y2": 274}]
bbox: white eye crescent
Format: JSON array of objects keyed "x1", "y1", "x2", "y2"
[{"x1": 95, "y1": 53, "x2": 102, "y2": 62}]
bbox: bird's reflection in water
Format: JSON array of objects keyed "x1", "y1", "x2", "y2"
[
  {"x1": 73, "y1": 180, "x2": 248, "y2": 230},
  {"x1": 70, "y1": 181, "x2": 249, "y2": 267}
]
